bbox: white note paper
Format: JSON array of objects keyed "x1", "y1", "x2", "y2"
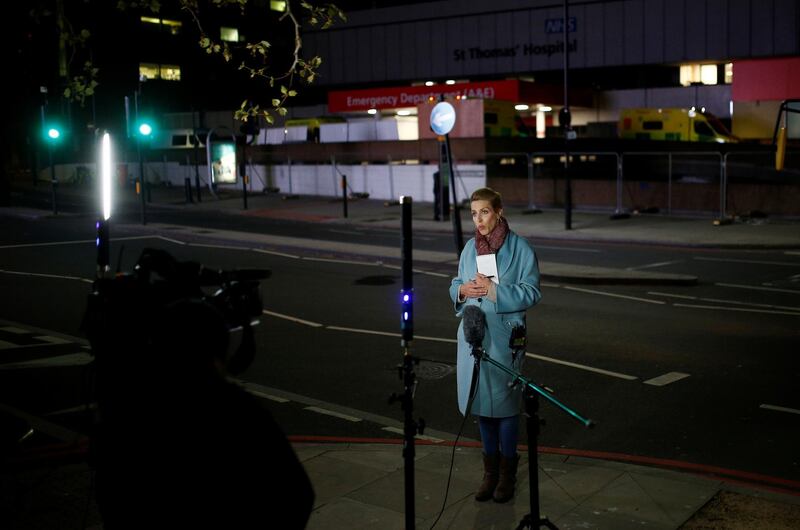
[{"x1": 476, "y1": 254, "x2": 499, "y2": 284}]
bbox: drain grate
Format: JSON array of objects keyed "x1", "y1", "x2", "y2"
[{"x1": 415, "y1": 361, "x2": 456, "y2": 381}]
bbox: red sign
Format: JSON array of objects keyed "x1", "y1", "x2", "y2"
[{"x1": 328, "y1": 80, "x2": 521, "y2": 113}]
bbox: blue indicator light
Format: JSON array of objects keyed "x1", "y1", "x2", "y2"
[
  {"x1": 403, "y1": 312, "x2": 409, "y2": 321},
  {"x1": 403, "y1": 294, "x2": 410, "y2": 302}
]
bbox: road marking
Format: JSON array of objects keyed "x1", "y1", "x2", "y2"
[
  {"x1": 644, "y1": 372, "x2": 690, "y2": 386},
  {"x1": 562, "y1": 286, "x2": 666, "y2": 305},
  {"x1": 716, "y1": 283, "x2": 800, "y2": 295},
  {"x1": 760, "y1": 404, "x2": 800, "y2": 416},
  {"x1": 189, "y1": 243, "x2": 252, "y2": 251},
  {"x1": 252, "y1": 248, "x2": 300, "y2": 259},
  {"x1": 786, "y1": 251, "x2": 800, "y2": 256},
  {"x1": 326, "y1": 326, "x2": 457, "y2": 344},
  {"x1": 381, "y1": 263, "x2": 449, "y2": 277},
  {"x1": 536, "y1": 245, "x2": 601, "y2": 253},
  {"x1": 246, "y1": 389, "x2": 290, "y2": 403},
  {"x1": 154, "y1": 235, "x2": 187, "y2": 245},
  {"x1": 694, "y1": 256, "x2": 799, "y2": 267},
  {"x1": 302, "y1": 256, "x2": 380, "y2": 266},
  {"x1": 381, "y1": 426, "x2": 444, "y2": 443},
  {"x1": 262, "y1": 309, "x2": 323, "y2": 328},
  {"x1": 626, "y1": 260, "x2": 682, "y2": 271},
  {"x1": 673, "y1": 303, "x2": 800, "y2": 316},
  {"x1": 649, "y1": 292, "x2": 800, "y2": 312},
  {"x1": 304, "y1": 406, "x2": 362, "y2": 422},
  {"x1": 34, "y1": 335, "x2": 72, "y2": 345},
  {"x1": 0, "y1": 340, "x2": 15, "y2": 349},
  {"x1": 0, "y1": 327, "x2": 29, "y2": 334},
  {"x1": 0, "y1": 269, "x2": 93, "y2": 283},
  {"x1": 0, "y1": 235, "x2": 155, "y2": 249},
  {"x1": 327, "y1": 229, "x2": 364, "y2": 236},
  {"x1": 525, "y1": 352, "x2": 638, "y2": 381},
  {"x1": 327, "y1": 325, "x2": 399, "y2": 338},
  {"x1": 0, "y1": 353, "x2": 93, "y2": 369}
]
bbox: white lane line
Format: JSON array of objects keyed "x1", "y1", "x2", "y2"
[
  {"x1": 327, "y1": 326, "x2": 399, "y2": 338},
  {"x1": 382, "y1": 426, "x2": 444, "y2": 443},
  {"x1": 562, "y1": 286, "x2": 666, "y2": 305},
  {"x1": 326, "y1": 326, "x2": 457, "y2": 344},
  {"x1": 0, "y1": 340, "x2": 15, "y2": 349},
  {"x1": 786, "y1": 251, "x2": 800, "y2": 256},
  {"x1": 644, "y1": 372, "x2": 690, "y2": 386},
  {"x1": 626, "y1": 260, "x2": 683, "y2": 271},
  {"x1": 304, "y1": 406, "x2": 362, "y2": 422},
  {"x1": 649, "y1": 291, "x2": 800, "y2": 312},
  {"x1": 536, "y1": 245, "x2": 601, "y2": 253},
  {"x1": 302, "y1": 256, "x2": 380, "y2": 266},
  {"x1": 252, "y1": 248, "x2": 300, "y2": 259},
  {"x1": 695, "y1": 257, "x2": 799, "y2": 267},
  {"x1": 0, "y1": 353, "x2": 93, "y2": 369},
  {"x1": 673, "y1": 303, "x2": 800, "y2": 316},
  {"x1": 0, "y1": 269, "x2": 93, "y2": 283},
  {"x1": 0, "y1": 341, "x2": 71, "y2": 351},
  {"x1": 188, "y1": 243, "x2": 252, "y2": 251},
  {"x1": 262, "y1": 310, "x2": 323, "y2": 328},
  {"x1": 0, "y1": 235, "x2": 156, "y2": 249},
  {"x1": 246, "y1": 389, "x2": 290, "y2": 403},
  {"x1": 525, "y1": 352, "x2": 638, "y2": 381},
  {"x1": 34, "y1": 335, "x2": 72, "y2": 345},
  {"x1": 0, "y1": 327, "x2": 29, "y2": 334},
  {"x1": 716, "y1": 283, "x2": 800, "y2": 295},
  {"x1": 760, "y1": 404, "x2": 800, "y2": 416},
  {"x1": 154, "y1": 235, "x2": 187, "y2": 245},
  {"x1": 541, "y1": 282, "x2": 561, "y2": 288},
  {"x1": 327, "y1": 229, "x2": 363, "y2": 236}
]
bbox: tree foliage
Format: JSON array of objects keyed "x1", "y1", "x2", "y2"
[{"x1": 58, "y1": 0, "x2": 345, "y2": 122}]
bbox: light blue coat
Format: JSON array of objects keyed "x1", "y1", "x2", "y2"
[{"x1": 449, "y1": 231, "x2": 542, "y2": 417}]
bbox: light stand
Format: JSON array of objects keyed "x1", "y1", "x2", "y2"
[
  {"x1": 389, "y1": 196, "x2": 424, "y2": 530},
  {"x1": 477, "y1": 351, "x2": 593, "y2": 530},
  {"x1": 97, "y1": 132, "x2": 113, "y2": 278}
]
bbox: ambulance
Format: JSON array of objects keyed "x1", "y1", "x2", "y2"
[{"x1": 619, "y1": 108, "x2": 737, "y2": 143}]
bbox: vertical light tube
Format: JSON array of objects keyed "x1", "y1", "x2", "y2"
[{"x1": 101, "y1": 132, "x2": 113, "y2": 221}]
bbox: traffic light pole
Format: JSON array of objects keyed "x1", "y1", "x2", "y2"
[
  {"x1": 49, "y1": 143, "x2": 58, "y2": 216},
  {"x1": 138, "y1": 138, "x2": 147, "y2": 225}
]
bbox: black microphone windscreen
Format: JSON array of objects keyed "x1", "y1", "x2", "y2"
[{"x1": 463, "y1": 305, "x2": 486, "y2": 347}]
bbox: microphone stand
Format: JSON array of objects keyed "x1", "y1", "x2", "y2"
[{"x1": 477, "y1": 351, "x2": 593, "y2": 530}]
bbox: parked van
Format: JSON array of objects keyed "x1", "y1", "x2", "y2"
[{"x1": 619, "y1": 108, "x2": 737, "y2": 143}]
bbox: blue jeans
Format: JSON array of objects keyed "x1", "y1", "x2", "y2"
[{"x1": 478, "y1": 415, "x2": 519, "y2": 457}]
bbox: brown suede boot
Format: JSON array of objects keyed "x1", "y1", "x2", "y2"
[
  {"x1": 474, "y1": 453, "x2": 499, "y2": 502},
  {"x1": 493, "y1": 454, "x2": 519, "y2": 503}
]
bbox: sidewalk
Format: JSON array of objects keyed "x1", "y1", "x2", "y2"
[{"x1": 3, "y1": 183, "x2": 800, "y2": 529}]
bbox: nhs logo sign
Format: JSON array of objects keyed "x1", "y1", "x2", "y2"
[{"x1": 545, "y1": 17, "x2": 576, "y2": 34}]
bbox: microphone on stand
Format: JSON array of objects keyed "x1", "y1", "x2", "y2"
[{"x1": 463, "y1": 305, "x2": 486, "y2": 360}]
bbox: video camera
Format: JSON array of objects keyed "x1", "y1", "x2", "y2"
[{"x1": 83, "y1": 247, "x2": 270, "y2": 377}]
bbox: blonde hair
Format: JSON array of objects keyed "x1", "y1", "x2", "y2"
[{"x1": 470, "y1": 187, "x2": 503, "y2": 212}]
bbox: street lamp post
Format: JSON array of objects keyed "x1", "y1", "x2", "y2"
[{"x1": 46, "y1": 127, "x2": 61, "y2": 216}]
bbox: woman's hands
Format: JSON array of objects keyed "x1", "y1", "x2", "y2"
[{"x1": 459, "y1": 273, "x2": 494, "y2": 299}]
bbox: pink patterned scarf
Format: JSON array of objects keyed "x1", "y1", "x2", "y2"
[{"x1": 475, "y1": 216, "x2": 509, "y2": 255}]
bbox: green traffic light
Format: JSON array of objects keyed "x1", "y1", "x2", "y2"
[
  {"x1": 138, "y1": 123, "x2": 153, "y2": 136},
  {"x1": 47, "y1": 128, "x2": 61, "y2": 140}
]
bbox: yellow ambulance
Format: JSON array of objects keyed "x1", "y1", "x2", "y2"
[{"x1": 619, "y1": 108, "x2": 737, "y2": 143}]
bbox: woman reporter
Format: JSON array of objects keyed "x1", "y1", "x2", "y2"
[{"x1": 449, "y1": 187, "x2": 542, "y2": 503}]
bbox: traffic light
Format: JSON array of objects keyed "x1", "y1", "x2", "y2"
[
  {"x1": 44, "y1": 124, "x2": 63, "y2": 143},
  {"x1": 137, "y1": 120, "x2": 153, "y2": 138}
]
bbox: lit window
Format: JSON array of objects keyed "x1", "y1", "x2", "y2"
[
  {"x1": 161, "y1": 19, "x2": 182, "y2": 36},
  {"x1": 160, "y1": 65, "x2": 181, "y2": 81},
  {"x1": 139, "y1": 63, "x2": 160, "y2": 80},
  {"x1": 270, "y1": 1, "x2": 287, "y2": 12},
  {"x1": 724, "y1": 63, "x2": 733, "y2": 84},
  {"x1": 220, "y1": 27, "x2": 239, "y2": 42},
  {"x1": 140, "y1": 16, "x2": 182, "y2": 35},
  {"x1": 139, "y1": 63, "x2": 181, "y2": 82},
  {"x1": 680, "y1": 63, "x2": 719, "y2": 86}
]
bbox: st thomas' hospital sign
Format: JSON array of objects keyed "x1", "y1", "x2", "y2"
[{"x1": 453, "y1": 17, "x2": 577, "y2": 62}]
